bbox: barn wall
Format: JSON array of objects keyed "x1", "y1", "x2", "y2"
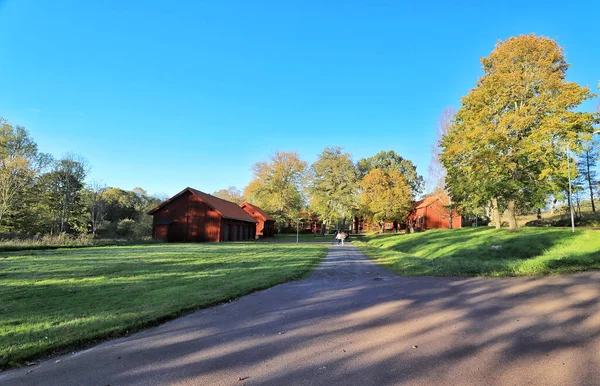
[
  {"x1": 240, "y1": 205, "x2": 274, "y2": 238},
  {"x1": 152, "y1": 191, "x2": 222, "y2": 242},
  {"x1": 256, "y1": 218, "x2": 266, "y2": 237},
  {"x1": 408, "y1": 200, "x2": 462, "y2": 230},
  {"x1": 153, "y1": 224, "x2": 169, "y2": 241}
]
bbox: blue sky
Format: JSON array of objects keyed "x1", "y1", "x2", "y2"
[{"x1": 1, "y1": 0, "x2": 598, "y2": 197}]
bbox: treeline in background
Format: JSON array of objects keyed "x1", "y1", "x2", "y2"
[{"x1": 1, "y1": 118, "x2": 164, "y2": 243}]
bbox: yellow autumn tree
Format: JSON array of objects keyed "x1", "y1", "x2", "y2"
[
  {"x1": 359, "y1": 168, "x2": 412, "y2": 232},
  {"x1": 244, "y1": 151, "x2": 307, "y2": 230},
  {"x1": 441, "y1": 34, "x2": 596, "y2": 229},
  {"x1": 0, "y1": 119, "x2": 46, "y2": 228}
]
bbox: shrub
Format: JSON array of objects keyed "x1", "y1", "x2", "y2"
[{"x1": 116, "y1": 219, "x2": 136, "y2": 238}]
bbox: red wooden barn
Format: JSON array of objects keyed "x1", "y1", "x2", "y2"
[
  {"x1": 407, "y1": 195, "x2": 462, "y2": 230},
  {"x1": 240, "y1": 202, "x2": 275, "y2": 238},
  {"x1": 148, "y1": 187, "x2": 257, "y2": 242}
]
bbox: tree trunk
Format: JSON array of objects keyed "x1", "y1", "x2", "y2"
[
  {"x1": 60, "y1": 193, "x2": 67, "y2": 233},
  {"x1": 586, "y1": 153, "x2": 596, "y2": 213},
  {"x1": 537, "y1": 208, "x2": 542, "y2": 220},
  {"x1": 448, "y1": 209, "x2": 453, "y2": 229},
  {"x1": 507, "y1": 200, "x2": 517, "y2": 230},
  {"x1": 485, "y1": 202, "x2": 492, "y2": 218},
  {"x1": 492, "y1": 197, "x2": 501, "y2": 229},
  {"x1": 550, "y1": 198, "x2": 557, "y2": 215}
]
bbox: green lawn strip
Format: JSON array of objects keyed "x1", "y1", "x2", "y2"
[
  {"x1": 0, "y1": 239, "x2": 159, "y2": 253},
  {"x1": 0, "y1": 242, "x2": 326, "y2": 369},
  {"x1": 354, "y1": 227, "x2": 600, "y2": 277}
]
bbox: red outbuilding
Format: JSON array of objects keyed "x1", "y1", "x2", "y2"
[
  {"x1": 240, "y1": 202, "x2": 276, "y2": 238},
  {"x1": 407, "y1": 195, "x2": 462, "y2": 230},
  {"x1": 148, "y1": 187, "x2": 257, "y2": 242}
]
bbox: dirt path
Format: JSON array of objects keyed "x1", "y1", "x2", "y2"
[{"x1": 2, "y1": 244, "x2": 600, "y2": 385}]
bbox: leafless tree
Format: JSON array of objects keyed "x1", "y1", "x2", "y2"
[
  {"x1": 88, "y1": 181, "x2": 107, "y2": 237},
  {"x1": 427, "y1": 107, "x2": 455, "y2": 193}
]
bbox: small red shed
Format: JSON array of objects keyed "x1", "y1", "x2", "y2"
[
  {"x1": 239, "y1": 202, "x2": 275, "y2": 238},
  {"x1": 148, "y1": 187, "x2": 257, "y2": 242},
  {"x1": 407, "y1": 195, "x2": 462, "y2": 230}
]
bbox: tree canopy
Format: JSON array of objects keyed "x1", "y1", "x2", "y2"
[
  {"x1": 357, "y1": 150, "x2": 423, "y2": 196},
  {"x1": 307, "y1": 147, "x2": 359, "y2": 230},
  {"x1": 359, "y1": 168, "x2": 413, "y2": 231},
  {"x1": 244, "y1": 151, "x2": 307, "y2": 227},
  {"x1": 441, "y1": 34, "x2": 596, "y2": 229},
  {"x1": 0, "y1": 119, "x2": 48, "y2": 228}
]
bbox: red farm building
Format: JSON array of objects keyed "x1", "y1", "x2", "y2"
[
  {"x1": 407, "y1": 195, "x2": 462, "y2": 230},
  {"x1": 240, "y1": 202, "x2": 276, "y2": 238},
  {"x1": 148, "y1": 187, "x2": 257, "y2": 242}
]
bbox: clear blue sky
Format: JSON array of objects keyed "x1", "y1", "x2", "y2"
[{"x1": 1, "y1": 0, "x2": 598, "y2": 197}]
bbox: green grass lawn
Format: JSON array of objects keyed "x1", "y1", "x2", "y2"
[
  {"x1": 354, "y1": 227, "x2": 600, "y2": 277},
  {"x1": 264, "y1": 233, "x2": 338, "y2": 243},
  {"x1": 0, "y1": 242, "x2": 327, "y2": 369}
]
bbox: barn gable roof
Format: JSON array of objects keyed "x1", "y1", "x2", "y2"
[
  {"x1": 412, "y1": 194, "x2": 451, "y2": 210},
  {"x1": 414, "y1": 196, "x2": 440, "y2": 209},
  {"x1": 240, "y1": 202, "x2": 275, "y2": 222},
  {"x1": 148, "y1": 187, "x2": 257, "y2": 223}
]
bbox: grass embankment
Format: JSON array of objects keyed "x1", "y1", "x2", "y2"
[
  {"x1": 354, "y1": 227, "x2": 600, "y2": 277},
  {"x1": 0, "y1": 242, "x2": 327, "y2": 369}
]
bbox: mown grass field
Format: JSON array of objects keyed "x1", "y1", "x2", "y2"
[
  {"x1": 354, "y1": 227, "x2": 600, "y2": 277},
  {"x1": 0, "y1": 242, "x2": 327, "y2": 369}
]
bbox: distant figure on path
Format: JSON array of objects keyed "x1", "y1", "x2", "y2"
[{"x1": 335, "y1": 231, "x2": 342, "y2": 245}]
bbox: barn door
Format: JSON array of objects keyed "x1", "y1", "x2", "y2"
[{"x1": 223, "y1": 224, "x2": 230, "y2": 241}]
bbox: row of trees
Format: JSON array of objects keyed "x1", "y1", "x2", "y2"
[
  {"x1": 0, "y1": 118, "x2": 162, "y2": 238},
  {"x1": 3, "y1": 116, "x2": 424, "y2": 237},
  {"x1": 439, "y1": 34, "x2": 600, "y2": 229},
  {"x1": 215, "y1": 149, "x2": 423, "y2": 233}
]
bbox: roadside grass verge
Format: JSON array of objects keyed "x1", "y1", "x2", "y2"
[
  {"x1": 263, "y1": 233, "x2": 338, "y2": 243},
  {"x1": 0, "y1": 242, "x2": 327, "y2": 369},
  {"x1": 0, "y1": 235, "x2": 157, "y2": 252},
  {"x1": 354, "y1": 227, "x2": 600, "y2": 277}
]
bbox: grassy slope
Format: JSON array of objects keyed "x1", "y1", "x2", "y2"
[
  {"x1": 354, "y1": 227, "x2": 600, "y2": 277},
  {"x1": 0, "y1": 242, "x2": 327, "y2": 368}
]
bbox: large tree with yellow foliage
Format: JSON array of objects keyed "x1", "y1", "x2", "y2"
[
  {"x1": 441, "y1": 34, "x2": 596, "y2": 229},
  {"x1": 359, "y1": 168, "x2": 412, "y2": 232},
  {"x1": 244, "y1": 151, "x2": 307, "y2": 229}
]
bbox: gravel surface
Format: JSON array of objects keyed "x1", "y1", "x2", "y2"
[{"x1": 2, "y1": 244, "x2": 599, "y2": 386}]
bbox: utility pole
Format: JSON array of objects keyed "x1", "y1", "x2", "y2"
[{"x1": 567, "y1": 144, "x2": 575, "y2": 233}]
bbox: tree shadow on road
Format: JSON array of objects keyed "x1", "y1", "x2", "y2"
[{"x1": 103, "y1": 268, "x2": 600, "y2": 385}]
